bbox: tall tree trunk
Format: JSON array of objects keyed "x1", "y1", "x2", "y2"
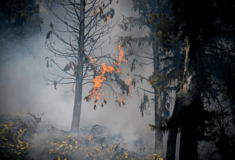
[
  {"x1": 166, "y1": 49, "x2": 185, "y2": 160},
  {"x1": 71, "y1": 0, "x2": 85, "y2": 132},
  {"x1": 166, "y1": 98, "x2": 180, "y2": 160},
  {"x1": 152, "y1": 38, "x2": 163, "y2": 154},
  {"x1": 166, "y1": 38, "x2": 200, "y2": 160},
  {"x1": 178, "y1": 38, "x2": 200, "y2": 160}
]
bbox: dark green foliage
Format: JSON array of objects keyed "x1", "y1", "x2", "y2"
[
  {"x1": 148, "y1": 0, "x2": 235, "y2": 51},
  {"x1": 147, "y1": 0, "x2": 235, "y2": 159},
  {"x1": 0, "y1": 0, "x2": 43, "y2": 40},
  {"x1": 150, "y1": 96, "x2": 219, "y2": 139}
]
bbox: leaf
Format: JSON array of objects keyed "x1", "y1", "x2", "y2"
[
  {"x1": 59, "y1": 144, "x2": 64, "y2": 148},
  {"x1": 50, "y1": 21, "x2": 53, "y2": 28},
  {"x1": 46, "y1": 31, "x2": 52, "y2": 39},
  {"x1": 46, "y1": 60, "x2": 49, "y2": 68},
  {"x1": 54, "y1": 81, "x2": 57, "y2": 90}
]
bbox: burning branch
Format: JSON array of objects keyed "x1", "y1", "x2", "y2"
[
  {"x1": 89, "y1": 134, "x2": 92, "y2": 141},
  {"x1": 107, "y1": 15, "x2": 111, "y2": 22},
  {"x1": 86, "y1": 45, "x2": 133, "y2": 108}
]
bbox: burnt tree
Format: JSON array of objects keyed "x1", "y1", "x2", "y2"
[{"x1": 44, "y1": 0, "x2": 121, "y2": 132}]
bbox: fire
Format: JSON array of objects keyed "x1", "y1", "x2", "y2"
[
  {"x1": 100, "y1": 63, "x2": 114, "y2": 74},
  {"x1": 115, "y1": 68, "x2": 121, "y2": 73},
  {"x1": 116, "y1": 96, "x2": 125, "y2": 106},
  {"x1": 121, "y1": 97, "x2": 125, "y2": 103},
  {"x1": 125, "y1": 76, "x2": 131, "y2": 86},
  {"x1": 87, "y1": 75, "x2": 106, "y2": 104},
  {"x1": 125, "y1": 76, "x2": 133, "y2": 98},
  {"x1": 88, "y1": 45, "x2": 130, "y2": 106},
  {"x1": 88, "y1": 55, "x2": 96, "y2": 64},
  {"x1": 92, "y1": 75, "x2": 106, "y2": 89},
  {"x1": 107, "y1": 15, "x2": 111, "y2": 22},
  {"x1": 89, "y1": 134, "x2": 92, "y2": 141},
  {"x1": 114, "y1": 45, "x2": 127, "y2": 65}
]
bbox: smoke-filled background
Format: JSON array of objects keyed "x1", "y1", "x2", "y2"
[{"x1": 0, "y1": 0, "x2": 179, "y2": 158}]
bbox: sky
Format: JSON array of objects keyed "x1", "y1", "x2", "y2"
[{"x1": 0, "y1": 0, "x2": 180, "y2": 157}]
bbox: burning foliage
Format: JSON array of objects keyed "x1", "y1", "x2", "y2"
[
  {"x1": 0, "y1": 112, "x2": 165, "y2": 160},
  {"x1": 86, "y1": 45, "x2": 134, "y2": 108},
  {"x1": 93, "y1": 5, "x2": 114, "y2": 23},
  {"x1": 107, "y1": 15, "x2": 111, "y2": 23}
]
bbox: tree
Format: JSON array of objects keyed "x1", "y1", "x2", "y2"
[
  {"x1": 117, "y1": 0, "x2": 180, "y2": 155},
  {"x1": 0, "y1": 0, "x2": 43, "y2": 64},
  {"x1": 44, "y1": 0, "x2": 132, "y2": 132},
  {"x1": 148, "y1": 0, "x2": 235, "y2": 160},
  {"x1": 0, "y1": 0, "x2": 43, "y2": 38}
]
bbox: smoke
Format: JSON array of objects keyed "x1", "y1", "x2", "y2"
[{"x1": 0, "y1": 0, "x2": 174, "y2": 158}]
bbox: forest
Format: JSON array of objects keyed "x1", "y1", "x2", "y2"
[{"x1": 0, "y1": 0, "x2": 234, "y2": 160}]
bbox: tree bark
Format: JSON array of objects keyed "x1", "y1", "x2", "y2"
[
  {"x1": 178, "y1": 38, "x2": 200, "y2": 160},
  {"x1": 166, "y1": 98, "x2": 180, "y2": 160},
  {"x1": 166, "y1": 37, "x2": 200, "y2": 160},
  {"x1": 152, "y1": 39, "x2": 163, "y2": 154},
  {"x1": 166, "y1": 48, "x2": 185, "y2": 160},
  {"x1": 155, "y1": 91, "x2": 163, "y2": 154},
  {"x1": 71, "y1": 0, "x2": 85, "y2": 132}
]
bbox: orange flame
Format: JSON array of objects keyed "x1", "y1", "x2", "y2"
[
  {"x1": 92, "y1": 75, "x2": 106, "y2": 89},
  {"x1": 88, "y1": 75, "x2": 105, "y2": 103},
  {"x1": 100, "y1": 63, "x2": 114, "y2": 74},
  {"x1": 107, "y1": 15, "x2": 111, "y2": 22},
  {"x1": 114, "y1": 45, "x2": 127, "y2": 65},
  {"x1": 125, "y1": 76, "x2": 133, "y2": 98},
  {"x1": 88, "y1": 45, "x2": 129, "y2": 106},
  {"x1": 125, "y1": 76, "x2": 131, "y2": 86},
  {"x1": 88, "y1": 55, "x2": 96, "y2": 64},
  {"x1": 116, "y1": 96, "x2": 125, "y2": 106},
  {"x1": 89, "y1": 134, "x2": 92, "y2": 141},
  {"x1": 121, "y1": 97, "x2": 125, "y2": 103},
  {"x1": 115, "y1": 68, "x2": 121, "y2": 73}
]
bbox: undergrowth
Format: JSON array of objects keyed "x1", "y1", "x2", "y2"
[{"x1": 0, "y1": 112, "x2": 165, "y2": 160}]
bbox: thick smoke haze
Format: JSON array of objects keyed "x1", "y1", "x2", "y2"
[{"x1": 0, "y1": 0, "x2": 177, "y2": 157}]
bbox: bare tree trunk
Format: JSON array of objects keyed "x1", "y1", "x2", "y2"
[
  {"x1": 178, "y1": 39, "x2": 199, "y2": 160},
  {"x1": 166, "y1": 38, "x2": 200, "y2": 160},
  {"x1": 71, "y1": 0, "x2": 85, "y2": 132},
  {"x1": 166, "y1": 50, "x2": 185, "y2": 160},
  {"x1": 166, "y1": 99, "x2": 180, "y2": 160},
  {"x1": 153, "y1": 39, "x2": 163, "y2": 154},
  {"x1": 155, "y1": 91, "x2": 163, "y2": 154}
]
